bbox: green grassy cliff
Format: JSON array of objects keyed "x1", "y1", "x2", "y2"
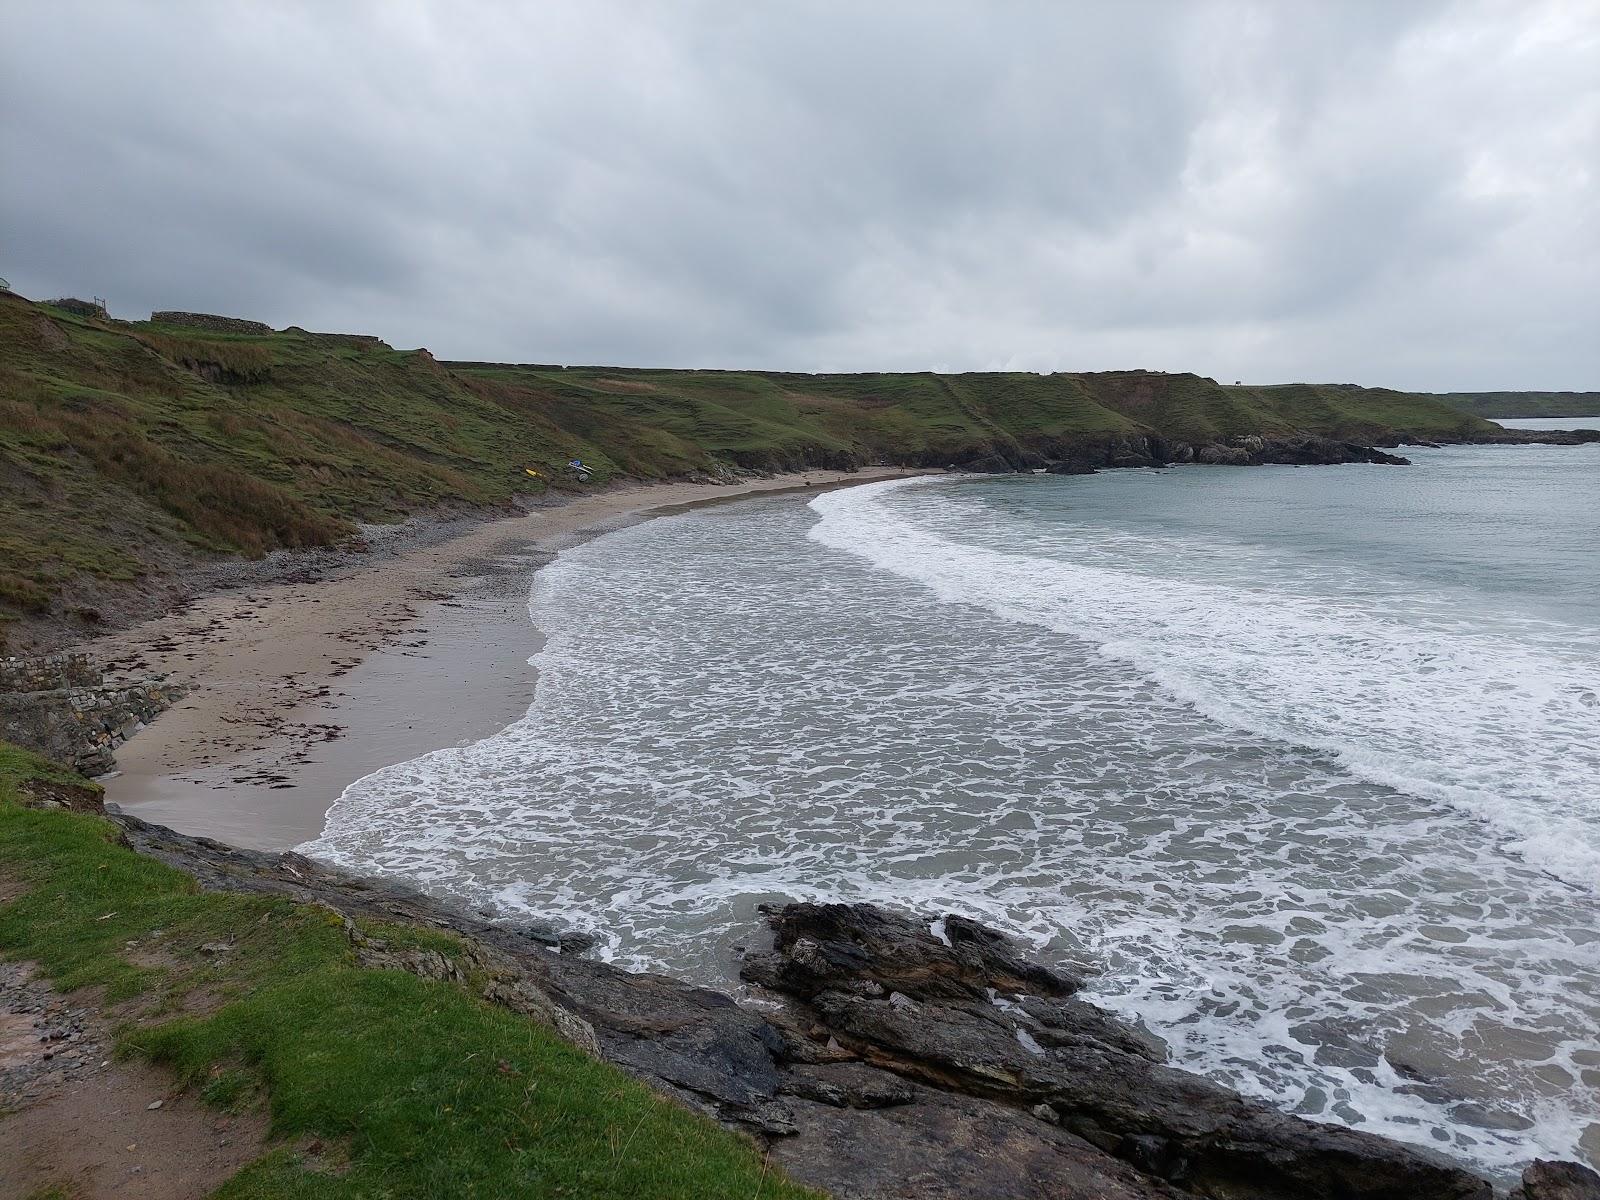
[
  {"x1": 0, "y1": 741, "x2": 820, "y2": 1198},
  {"x1": 0, "y1": 292, "x2": 1500, "y2": 649},
  {"x1": 1435, "y1": 391, "x2": 1600, "y2": 419}
]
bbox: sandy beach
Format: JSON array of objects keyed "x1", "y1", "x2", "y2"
[{"x1": 93, "y1": 469, "x2": 923, "y2": 850}]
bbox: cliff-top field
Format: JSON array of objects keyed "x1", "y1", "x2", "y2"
[
  {"x1": 0, "y1": 291, "x2": 1497, "y2": 652},
  {"x1": 1434, "y1": 391, "x2": 1600, "y2": 419}
]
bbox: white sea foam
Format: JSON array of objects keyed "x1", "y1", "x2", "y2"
[
  {"x1": 306, "y1": 470, "x2": 1600, "y2": 1180},
  {"x1": 808, "y1": 476, "x2": 1600, "y2": 891}
]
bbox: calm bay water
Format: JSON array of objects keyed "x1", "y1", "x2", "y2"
[
  {"x1": 307, "y1": 442, "x2": 1600, "y2": 1179},
  {"x1": 1494, "y1": 416, "x2": 1600, "y2": 431}
]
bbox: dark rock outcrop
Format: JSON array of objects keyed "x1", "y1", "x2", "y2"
[
  {"x1": 1462, "y1": 428, "x2": 1600, "y2": 447},
  {"x1": 948, "y1": 433, "x2": 1412, "y2": 474},
  {"x1": 1182, "y1": 435, "x2": 1411, "y2": 468},
  {"x1": 100, "y1": 809, "x2": 1578, "y2": 1200},
  {"x1": 1249, "y1": 436, "x2": 1411, "y2": 466},
  {"x1": 742, "y1": 903, "x2": 1083, "y2": 1003},
  {"x1": 743, "y1": 903, "x2": 1489, "y2": 1200},
  {"x1": 1195, "y1": 443, "x2": 1252, "y2": 465},
  {"x1": 1512, "y1": 1160, "x2": 1600, "y2": 1200}
]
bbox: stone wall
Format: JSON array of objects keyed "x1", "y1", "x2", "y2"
[
  {"x1": 149, "y1": 310, "x2": 274, "y2": 335},
  {"x1": 0, "y1": 654, "x2": 101, "y2": 693},
  {"x1": 49, "y1": 297, "x2": 107, "y2": 318},
  {"x1": 280, "y1": 326, "x2": 391, "y2": 350},
  {"x1": 0, "y1": 654, "x2": 182, "y2": 775}
]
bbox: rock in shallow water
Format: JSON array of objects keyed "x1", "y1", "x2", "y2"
[
  {"x1": 741, "y1": 901, "x2": 1084, "y2": 1002},
  {"x1": 742, "y1": 902, "x2": 1494, "y2": 1200},
  {"x1": 1512, "y1": 1159, "x2": 1600, "y2": 1200}
]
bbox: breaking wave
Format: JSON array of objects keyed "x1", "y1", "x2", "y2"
[{"x1": 808, "y1": 477, "x2": 1600, "y2": 890}]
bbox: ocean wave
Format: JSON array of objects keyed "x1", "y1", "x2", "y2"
[{"x1": 807, "y1": 478, "x2": 1600, "y2": 891}]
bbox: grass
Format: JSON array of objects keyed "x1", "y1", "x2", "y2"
[
  {"x1": 1439, "y1": 391, "x2": 1600, "y2": 419},
  {"x1": 0, "y1": 291, "x2": 1500, "y2": 644},
  {"x1": 0, "y1": 742, "x2": 818, "y2": 1199}
]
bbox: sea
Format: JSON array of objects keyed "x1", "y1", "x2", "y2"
[{"x1": 305, "y1": 420, "x2": 1600, "y2": 1180}]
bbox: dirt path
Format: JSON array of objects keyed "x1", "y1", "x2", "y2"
[{"x1": 0, "y1": 955, "x2": 268, "y2": 1199}]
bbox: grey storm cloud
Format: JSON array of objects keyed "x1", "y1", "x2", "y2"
[{"x1": 2, "y1": 0, "x2": 1596, "y2": 389}]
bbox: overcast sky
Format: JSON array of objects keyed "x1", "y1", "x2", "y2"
[{"x1": 3, "y1": 1, "x2": 1596, "y2": 389}]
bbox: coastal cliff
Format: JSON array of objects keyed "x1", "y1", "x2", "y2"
[{"x1": 6, "y1": 289, "x2": 1586, "y2": 654}]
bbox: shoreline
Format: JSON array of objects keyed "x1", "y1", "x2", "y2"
[
  {"x1": 18, "y1": 456, "x2": 1598, "y2": 1189},
  {"x1": 95, "y1": 468, "x2": 926, "y2": 850}
]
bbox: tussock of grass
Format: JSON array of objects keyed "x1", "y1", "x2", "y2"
[
  {"x1": 0, "y1": 573, "x2": 53, "y2": 612},
  {"x1": 0, "y1": 743, "x2": 818, "y2": 1198},
  {"x1": 135, "y1": 332, "x2": 276, "y2": 383}
]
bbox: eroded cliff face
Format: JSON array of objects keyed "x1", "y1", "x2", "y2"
[{"x1": 99, "y1": 803, "x2": 1600, "y2": 1200}]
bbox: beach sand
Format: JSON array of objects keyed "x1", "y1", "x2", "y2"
[{"x1": 93, "y1": 470, "x2": 922, "y2": 850}]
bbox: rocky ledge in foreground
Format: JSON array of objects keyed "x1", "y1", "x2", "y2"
[{"x1": 107, "y1": 809, "x2": 1596, "y2": 1200}]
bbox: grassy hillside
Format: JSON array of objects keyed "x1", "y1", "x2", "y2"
[
  {"x1": 0, "y1": 291, "x2": 1498, "y2": 649},
  {"x1": 0, "y1": 741, "x2": 819, "y2": 1197},
  {"x1": 1437, "y1": 391, "x2": 1600, "y2": 419},
  {"x1": 446, "y1": 365, "x2": 1494, "y2": 467}
]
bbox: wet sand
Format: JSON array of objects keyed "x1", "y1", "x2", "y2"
[{"x1": 95, "y1": 470, "x2": 923, "y2": 849}]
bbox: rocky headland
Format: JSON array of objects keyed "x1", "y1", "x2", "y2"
[{"x1": 946, "y1": 427, "x2": 1599, "y2": 475}]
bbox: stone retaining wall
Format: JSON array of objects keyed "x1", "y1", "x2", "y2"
[
  {"x1": 149, "y1": 310, "x2": 274, "y2": 335},
  {"x1": 0, "y1": 653, "x2": 102, "y2": 694},
  {"x1": 49, "y1": 297, "x2": 107, "y2": 318},
  {"x1": 280, "y1": 326, "x2": 391, "y2": 349},
  {"x1": 0, "y1": 654, "x2": 182, "y2": 775}
]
